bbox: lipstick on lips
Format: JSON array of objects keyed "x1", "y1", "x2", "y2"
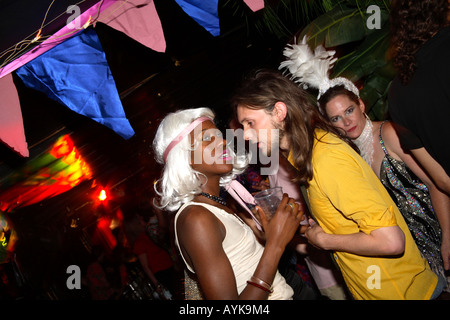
[
  {"x1": 220, "y1": 149, "x2": 233, "y2": 161},
  {"x1": 347, "y1": 126, "x2": 357, "y2": 133}
]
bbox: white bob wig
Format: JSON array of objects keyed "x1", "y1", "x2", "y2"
[{"x1": 153, "y1": 107, "x2": 248, "y2": 212}]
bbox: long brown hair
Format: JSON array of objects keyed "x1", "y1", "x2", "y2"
[
  {"x1": 231, "y1": 69, "x2": 357, "y2": 186},
  {"x1": 390, "y1": 0, "x2": 449, "y2": 84}
]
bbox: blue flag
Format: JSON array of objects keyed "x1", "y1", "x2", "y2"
[
  {"x1": 174, "y1": 0, "x2": 220, "y2": 36},
  {"x1": 15, "y1": 28, "x2": 135, "y2": 139}
]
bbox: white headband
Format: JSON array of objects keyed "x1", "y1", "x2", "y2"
[
  {"x1": 318, "y1": 77, "x2": 360, "y2": 100},
  {"x1": 162, "y1": 116, "x2": 212, "y2": 163}
]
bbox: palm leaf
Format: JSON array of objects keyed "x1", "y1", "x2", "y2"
[
  {"x1": 331, "y1": 27, "x2": 390, "y2": 81},
  {"x1": 223, "y1": 0, "x2": 327, "y2": 40},
  {"x1": 299, "y1": 2, "x2": 389, "y2": 48},
  {"x1": 295, "y1": 0, "x2": 394, "y2": 120},
  {"x1": 360, "y1": 69, "x2": 394, "y2": 120},
  {"x1": 299, "y1": 6, "x2": 366, "y2": 47}
]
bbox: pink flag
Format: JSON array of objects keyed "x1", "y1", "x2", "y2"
[
  {"x1": 243, "y1": 0, "x2": 265, "y2": 12},
  {"x1": 98, "y1": 0, "x2": 166, "y2": 52},
  {"x1": 0, "y1": 74, "x2": 29, "y2": 157}
]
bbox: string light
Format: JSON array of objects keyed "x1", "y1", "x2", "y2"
[
  {"x1": 0, "y1": 0, "x2": 112, "y2": 71},
  {"x1": 0, "y1": 0, "x2": 136, "y2": 72},
  {"x1": 31, "y1": 29, "x2": 42, "y2": 43}
]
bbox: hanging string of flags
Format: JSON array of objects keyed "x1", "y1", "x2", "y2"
[
  {"x1": 15, "y1": 28, "x2": 136, "y2": 140},
  {"x1": 0, "y1": 0, "x2": 264, "y2": 158}
]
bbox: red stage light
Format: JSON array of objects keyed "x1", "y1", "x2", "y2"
[{"x1": 98, "y1": 189, "x2": 107, "y2": 201}]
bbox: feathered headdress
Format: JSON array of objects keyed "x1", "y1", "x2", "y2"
[{"x1": 279, "y1": 36, "x2": 359, "y2": 100}]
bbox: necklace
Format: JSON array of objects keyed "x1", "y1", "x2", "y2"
[
  {"x1": 353, "y1": 116, "x2": 374, "y2": 166},
  {"x1": 200, "y1": 192, "x2": 227, "y2": 206},
  {"x1": 200, "y1": 192, "x2": 245, "y2": 225}
]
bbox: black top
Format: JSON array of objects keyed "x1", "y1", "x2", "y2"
[{"x1": 388, "y1": 25, "x2": 450, "y2": 175}]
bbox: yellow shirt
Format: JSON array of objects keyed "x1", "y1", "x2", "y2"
[{"x1": 288, "y1": 129, "x2": 437, "y2": 300}]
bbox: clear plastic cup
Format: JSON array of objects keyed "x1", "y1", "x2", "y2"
[{"x1": 253, "y1": 187, "x2": 283, "y2": 220}]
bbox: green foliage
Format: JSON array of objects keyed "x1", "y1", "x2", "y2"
[
  {"x1": 298, "y1": 0, "x2": 394, "y2": 120},
  {"x1": 225, "y1": 0, "x2": 395, "y2": 119},
  {"x1": 223, "y1": 0, "x2": 327, "y2": 40}
]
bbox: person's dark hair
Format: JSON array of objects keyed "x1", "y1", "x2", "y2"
[
  {"x1": 390, "y1": 0, "x2": 450, "y2": 84},
  {"x1": 231, "y1": 69, "x2": 357, "y2": 187},
  {"x1": 317, "y1": 85, "x2": 360, "y2": 114}
]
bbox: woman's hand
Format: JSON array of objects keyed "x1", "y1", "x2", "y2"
[{"x1": 257, "y1": 194, "x2": 304, "y2": 250}]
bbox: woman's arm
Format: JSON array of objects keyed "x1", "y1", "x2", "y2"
[
  {"x1": 177, "y1": 195, "x2": 302, "y2": 300},
  {"x1": 388, "y1": 122, "x2": 450, "y2": 195},
  {"x1": 410, "y1": 148, "x2": 450, "y2": 195},
  {"x1": 383, "y1": 123, "x2": 450, "y2": 269}
]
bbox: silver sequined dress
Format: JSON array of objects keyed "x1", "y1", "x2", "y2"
[{"x1": 378, "y1": 121, "x2": 447, "y2": 290}]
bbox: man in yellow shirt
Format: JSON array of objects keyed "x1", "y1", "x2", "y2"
[{"x1": 231, "y1": 69, "x2": 440, "y2": 299}]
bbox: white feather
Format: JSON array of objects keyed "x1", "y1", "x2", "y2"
[
  {"x1": 279, "y1": 36, "x2": 358, "y2": 99},
  {"x1": 279, "y1": 36, "x2": 336, "y2": 90}
]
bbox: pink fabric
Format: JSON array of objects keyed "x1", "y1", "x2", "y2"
[
  {"x1": 163, "y1": 116, "x2": 212, "y2": 162},
  {"x1": 243, "y1": 0, "x2": 264, "y2": 12},
  {"x1": 0, "y1": 0, "x2": 116, "y2": 79},
  {"x1": 0, "y1": 74, "x2": 29, "y2": 157},
  {"x1": 98, "y1": 0, "x2": 166, "y2": 53},
  {"x1": 268, "y1": 163, "x2": 309, "y2": 226},
  {"x1": 226, "y1": 180, "x2": 262, "y2": 231}
]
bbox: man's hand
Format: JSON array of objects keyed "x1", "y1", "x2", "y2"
[{"x1": 304, "y1": 219, "x2": 327, "y2": 250}]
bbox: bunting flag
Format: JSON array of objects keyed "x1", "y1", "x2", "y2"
[
  {"x1": 243, "y1": 0, "x2": 265, "y2": 12},
  {"x1": 0, "y1": 0, "x2": 117, "y2": 79},
  {"x1": 15, "y1": 28, "x2": 135, "y2": 140},
  {"x1": 174, "y1": 0, "x2": 220, "y2": 36},
  {"x1": 0, "y1": 135, "x2": 92, "y2": 213},
  {"x1": 98, "y1": 0, "x2": 166, "y2": 53},
  {"x1": 0, "y1": 74, "x2": 29, "y2": 157}
]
